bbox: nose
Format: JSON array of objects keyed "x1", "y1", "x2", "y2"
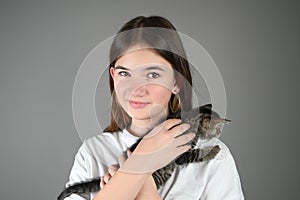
[
  {"x1": 130, "y1": 84, "x2": 147, "y2": 97},
  {"x1": 125, "y1": 77, "x2": 148, "y2": 97}
]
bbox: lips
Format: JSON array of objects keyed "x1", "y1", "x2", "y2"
[{"x1": 128, "y1": 100, "x2": 150, "y2": 109}]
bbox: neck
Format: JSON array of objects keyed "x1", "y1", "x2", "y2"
[
  {"x1": 128, "y1": 120, "x2": 153, "y2": 137},
  {"x1": 128, "y1": 111, "x2": 168, "y2": 137}
]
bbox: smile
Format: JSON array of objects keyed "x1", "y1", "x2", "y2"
[{"x1": 128, "y1": 100, "x2": 150, "y2": 109}]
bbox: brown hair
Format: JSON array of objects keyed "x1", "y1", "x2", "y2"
[{"x1": 104, "y1": 16, "x2": 193, "y2": 132}]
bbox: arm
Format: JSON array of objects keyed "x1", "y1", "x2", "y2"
[
  {"x1": 134, "y1": 175, "x2": 161, "y2": 200},
  {"x1": 93, "y1": 170, "x2": 150, "y2": 200},
  {"x1": 94, "y1": 119, "x2": 195, "y2": 200},
  {"x1": 64, "y1": 144, "x2": 158, "y2": 200},
  {"x1": 63, "y1": 144, "x2": 92, "y2": 200},
  {"x1": 100, "y1": 153, "x2": 161, "y2": 200}
]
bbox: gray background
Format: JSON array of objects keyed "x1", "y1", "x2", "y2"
[{"x1": 1, "y1": 0, "x2": 299, "y2": 199}]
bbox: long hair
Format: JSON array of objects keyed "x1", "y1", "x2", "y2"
[{"x1": 104, "y1": 16, "x2": 193, "y2": 132}]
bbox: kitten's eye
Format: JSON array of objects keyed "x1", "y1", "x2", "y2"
[
  {"x1": 147, "y1": 72, "x2": 160, "y2": 79},
  {"x1": 118, "y1": 71, "x2": 130, "y2": 77}
]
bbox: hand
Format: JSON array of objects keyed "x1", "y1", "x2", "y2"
[
  {"x1": 100, "y1": 152, "x2": 128, "y2": 189},
  {"x1": 100, "y1": 165, "x2": 118, "y2": 189},
  {"x1": 120, "y1": 119, "x2": 196, "y2": 173}
]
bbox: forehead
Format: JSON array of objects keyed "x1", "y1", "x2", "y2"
[{"x1": 115, "y1": 48, "x2": 172, "y2": 70}]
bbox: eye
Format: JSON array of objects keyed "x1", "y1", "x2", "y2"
[
  {"x1": 147, "y1": 72, "x2": 160, "y2": 79},
  {"x1": 118, "y1": 71, "x2": 130, "y2": 77}
]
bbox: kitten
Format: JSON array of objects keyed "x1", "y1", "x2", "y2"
[{"x1": 57, "y1": 104, "x2": 230, "y2": 200}]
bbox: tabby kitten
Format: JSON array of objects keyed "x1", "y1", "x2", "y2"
[{"x1": 57, "y1": 104, "x2": 230, "y2": 200}]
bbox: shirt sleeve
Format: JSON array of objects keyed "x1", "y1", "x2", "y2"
[
  {"x1": 63, "y1": 143, "x2": 90, "y2": 200},
  {"x1": 199, "y1": 144, "x2": 244, "y2": 200}
]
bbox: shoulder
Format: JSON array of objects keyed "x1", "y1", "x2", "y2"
[
  {"x1": 83, "y1": 130, "x2": 125, "y2": 151},
  {"x1": 82, "y1": 131, "x2": 121, "y2": 151},
  {"x1": 74, "y1": 131, "x2": 123, "y2": 163},
  {"x1": 194, "y1": 139, "x2": 244, "y2": 198},
  {"x1": 161, "y1": 139, "x2": 243, "y2": 199},
  {"x1": 195, "y1": 138, "x2": 243, "y2": 187},
  {"x1": 75, "y1": 129, "x2": 139, "y2": 166}
]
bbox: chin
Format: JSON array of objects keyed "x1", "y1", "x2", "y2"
[
  {"x1": 128, "y1": 111, "x2": 151, "y2": 120},
  {"x1": 131, "y1": 110, "x2": 168, "y2": 123}
]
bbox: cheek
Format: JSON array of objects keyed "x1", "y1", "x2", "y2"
[
  {"x1": 114, "y1": 79, "x2": 127, "y2": 95},
  {"x1": 114, "y1": 84, "x2": 125, "y2": 96},
  {"x1": 150, "y1": 86, "x2": 172, "y2": 106},
  {"x1": 113, "y1": 82, "x2": 127, "y2": 107}
]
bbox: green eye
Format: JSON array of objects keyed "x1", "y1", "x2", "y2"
[{"x1": 147, "y1": 72, "x2": 160, "y2": 79}]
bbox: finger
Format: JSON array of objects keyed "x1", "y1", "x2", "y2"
[
  {"x1": 108, "y1": 165, "x2": 118, "y2": 176},
  {"x1": 170, "y1": 123, "x2": 191, "y2": 137},
  {"x1": 118, "y1": 154, "x2": 127, "y2": 167},
  {"x1": 127, "y1": 150, "x2": 132, "y2": 156},
  {"x1": 143, "y1": 119, "x2": 183, "y2": 139},
  {"x1": 103, "y1": 174, "x2": 112, "y2": 183},
  {"x1": 100, "y1": 177, "x2": 105, "y2": 189},
  {"x1": 174, "y1": 132, "x2": 196, "y2": 147},
  {"x1": 109, "y1": 164, "x2": 119, "y2": 170},
  {"x1": 163, "y1": 118, "x2": 182, "y2": 130},
  {"x1": 175, "y1": 144, "x2": 192, "y2": 155}
]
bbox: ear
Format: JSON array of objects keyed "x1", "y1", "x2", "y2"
[
  {"x1": 171, "y1": 83, "x2": 180, "y2": 95},
  {"x1": 110, "y1": 67, "x2": 115, "y2": 78}
]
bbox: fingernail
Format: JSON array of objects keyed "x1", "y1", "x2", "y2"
[
  {"x1": 185, "y1": 123, "x2": 191, "y2": 128},
  {"x1": 186, "y1": 145, "x2": 191, "y2": 151}
]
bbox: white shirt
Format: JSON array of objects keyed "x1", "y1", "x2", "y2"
[{"x1": 64, "y1": 129, "x2": 244, "y2": 200}]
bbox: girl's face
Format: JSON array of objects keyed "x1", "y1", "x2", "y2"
[{"x1": 110, "y1": 47, "x2": 179, "y2": 125}]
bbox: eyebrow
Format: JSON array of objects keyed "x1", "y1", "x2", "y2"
[
  {"x1": 114, "y1": 66, "x2": 129, "y2": 70},
  {"x1": 114, "y1": 65, "x2": 166, "y2": 71},
  {"x1": 144, "y1": 66, "x2": 166, "y2": 71}
]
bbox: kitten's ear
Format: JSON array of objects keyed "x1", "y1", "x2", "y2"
[
  {"x1": 203, "y1": 104, "x2": 212, "y2": 109},
  {"x1": 199, "y1": 103, "x2": 212, "y2": 114}
]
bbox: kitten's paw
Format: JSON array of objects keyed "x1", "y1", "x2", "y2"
[
  {"x1": 211, "y1": 145, "x2": 221, "y2": 154},
  {"x1": 204, "y1": 145, "x2": 221, "y2": 160},
  {"x1": 174, "y1": 151, "x2": 190, "y2": 165}
]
